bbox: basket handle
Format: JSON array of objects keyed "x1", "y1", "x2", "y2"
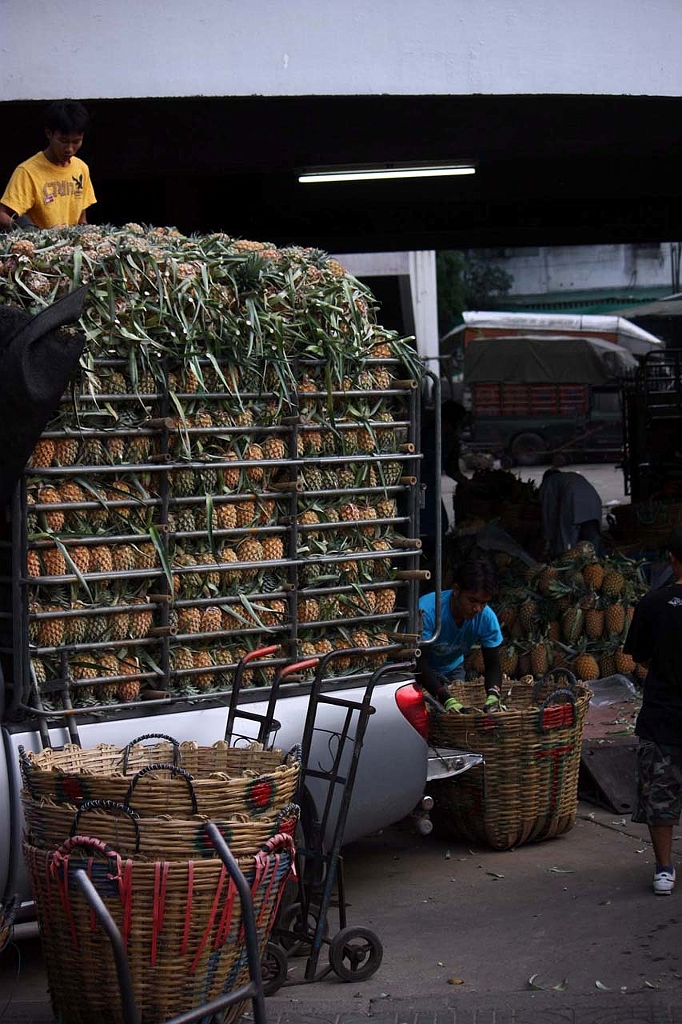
[
  {"x1": 533, "y1": 669, "x2": 578, "y2": 704},
  {"x1": 274, "y1": 803, "x2": 300, "y2": 832},
  {"x1": 284, "y1": 743, "x2": 302, "y2": 765},
  {"x1": 537, "y1": 688, "x2": 577, "y2": 733},
  {"x1": 124, "y1": 763, "x2": 198, "y2": 814},
  {"x1": 70, "y1": 800, "x2": 141, "y2": 854},
  {"x1": 51, "y1": 835, "x2": 122, "y2": 877},
  {"x1": 121, "y1": 733, "x2": 181, "y2": 774}
]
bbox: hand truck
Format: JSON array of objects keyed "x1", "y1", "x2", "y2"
[{"x1": 263, "y1": 649, "x2": 415, "y2": 990}]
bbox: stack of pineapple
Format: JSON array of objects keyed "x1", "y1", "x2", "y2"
[
  {"x1": 0, "y1": 226, "x2": 421, "y2": 711},
  {"x1": 465, "y1": 541, "x2": 649, "y2": 682}
]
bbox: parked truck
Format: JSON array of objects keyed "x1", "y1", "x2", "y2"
[
  {"x1": 462, "y1": 330, "x2": 641, "y2": 466},
  {"x1": 440, "y1": 310, "x2": 662, "y2": 466},
  {"x1": 0, "y1": 225, "x2": 468, "y2": 928}
]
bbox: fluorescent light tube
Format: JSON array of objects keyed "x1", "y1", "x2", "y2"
[{"x1": 298, "y1": 164, "x2": 476, "y2": 184}]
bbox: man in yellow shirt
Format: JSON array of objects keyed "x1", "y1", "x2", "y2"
[{"x1": 0, "y1": 100, "x2": 96, "y2": 230}]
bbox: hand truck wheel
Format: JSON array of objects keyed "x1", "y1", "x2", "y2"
[
  {"x1": 261, "y1": 941, "x2": 288, "y2": 996},
  {"x1": 276, "y1": 900, "x2": 329, "y2": 956},
  {"x1": 328, "y1": 925, "x2": 383, "y2": 982}
]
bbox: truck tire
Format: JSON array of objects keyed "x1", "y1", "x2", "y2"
[{"x1": 510, "y1": 432, "x2": 547, "y2": 466}]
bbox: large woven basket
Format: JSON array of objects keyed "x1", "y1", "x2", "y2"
[
  {"x1": 20, "y1": 737, "x2": 300, "y2": 819},
  {"x1": 427, "y1": 675, "x2": 592, "y2": 850},
  {"x1": 25, "y1": 830, "x2": 295, "y2": 1024},
  {"x1": 22, "y1": 794, "x2": 299, "y2": 861}
]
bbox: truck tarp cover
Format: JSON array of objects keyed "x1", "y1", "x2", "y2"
[{"x1": 463, "y1": 334, "x2": 638, "y2": 386}]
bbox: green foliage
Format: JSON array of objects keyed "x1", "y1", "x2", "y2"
[{"x1": 436, "y1": 250, "x2": 513, "y2": 337}]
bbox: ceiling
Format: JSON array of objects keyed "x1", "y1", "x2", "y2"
[{"x1": 2, "y1": 94, "x2": 682, "y2": 252}]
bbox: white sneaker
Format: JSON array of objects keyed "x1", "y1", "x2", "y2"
[{"x1": 653, "y1": 868, "x2": 676, "y2": 895}]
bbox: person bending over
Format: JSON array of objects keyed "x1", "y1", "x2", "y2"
[{"x1": 419, "y1": 557, "x2": 503, "y2": 713}]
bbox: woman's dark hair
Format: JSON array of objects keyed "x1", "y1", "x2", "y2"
[
  {"x1": 451, "y1": 557, "x2": 498, "y2": 596},
  {"x1": 44, "y1": 100, "x2": 90, "y2": 135}
]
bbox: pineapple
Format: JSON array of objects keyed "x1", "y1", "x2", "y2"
[
  {"x1": 498, "y1": 643, "x2": 519, "y2": 677},
  {"x1": 42, "y1": 546, "x2": 67, "y2": 578},
  {"x1": 133, "y1": 542, "x2": 159, "y2": 570},
  {"x1": 200, "y1": 606, "x2": 223, "y2": 633},
  {"x1": 36, "y1": 486, "x2": 65, "y2": 532},
  {"x1": 28, "y1": 438, "x2": 55, "y2": 469},
  {"x1": 192, "y1": 650, "x2": 215, "y2": 692},
  {"x1": 236, "y1": 538, "x2": 264, "y2": 579},
  {"x1": 297, "y1": 598, "x2": 320, "y2": 624},
  {"x1": 519, "y1": 598, "x2": 538, "y2": 633},
  {"x1": 170, "y1": 647, "x2": 196, "y2": 686},
  {"x1": 221, "y1": 451, "x2": 241, "y2": 490},
  {"x1": 602, "y1": 568, "x2": 625, "y2": 599},
  {"x1": 71, "y1": 661, "x2": 99, "y2": 703},
  {"x1": 90, "y1": 545, "x2": 114, "y2": 580},
  {"x1": 243, "y1": 443, "x2": 265, "y2": 485},
  {"x1": 538, "y1": 565, "x2": 559, "y2": 596},
  {"x1": 583, "y1": 560, "x2": 605, "y2": 592},
  {"x1": 53, "y1": 436, "x2": 80, "y2": 467},
  {"x1": 235, "y1": 498, "x2": 258, "y2": 528},
  {"x1": 112, "y1": 544, "x2": 137, "y2": 573},
  {"x1": 561, "y1": 606, "x2": 584, "y2": 644},
  {"x1": 261, "y1": 535, "x2": 285, "y2": 562},
  {"x1": 96, "y1": 653, "x2": 121, "y2": 701},
  {"x1": 107, "y1": 436, "x2": 126, "y2": 463},
  {"x1": 605, "y1": 601, "x2": 626, "y2": 637},
  {"x1": 530, "y1": 640, "x2": 551, "y2": 678},
  {"x1": 216, "y1": 503, "x2": 238, "y2": 531},
  {"x1": 128, "y1": 597, "x2": 154, "y2": 639},
  {"x1": 169, "y1": 466, "x2": 196, "y2": 497},
  {"x1": 585, "y1": 605, "x2": 605, "y2": 640},
  {"x1": 573, "y1": 652, "x2": 600, "y2": 682},
  {"x1": 614, "y1": 646, "x2": 635, "y2": 675},
  {"x1": 36, "y1": 605, "x2": 66, "y2": 648},
  {"x1": 117, "y1": 654, "x2": 141, "y2": 702},
  {"x1": 259, "y1": 599, "x2": 287, "y2": 627},
  {"x1": 375, "y1": 587, "x2": 397, "y2": 615}
]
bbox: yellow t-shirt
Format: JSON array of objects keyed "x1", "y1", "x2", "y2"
[{"x1": 1, "y1": 151, "x2": 96, "y2": 228}]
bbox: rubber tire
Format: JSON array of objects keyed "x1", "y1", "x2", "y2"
[
  {"x1": 510, "y1": 432, "x2": 547, "y2": 467},
  {"x1": 328, "y1": 926, "x2": 383, "y2": 982},
  {"x1": 261, "y1": 942, "x2": 288, "y2": 996},
  {"x1": 276, "y1": 901, "x2": 329, "y2": 957}
]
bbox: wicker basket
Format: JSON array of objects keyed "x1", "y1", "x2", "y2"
[
  {"x1": 427, "y1": 675, "x2": 592, "y2": 850},
  {"x1": 20, "y1": 737, "x2": 300, "y2": 819},
  {"x1": 22, "y1": 794, "x2": 299, "y2": 861},
  {"x1": 25, "y1": 830, "x2": 295, "y2": 1024}
]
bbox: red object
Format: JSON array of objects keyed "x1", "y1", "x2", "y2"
[{"x1": 395, "y1": 683, "x2": 428, "y2": 739}]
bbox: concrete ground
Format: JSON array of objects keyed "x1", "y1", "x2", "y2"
[{"x1": 3, "y1": 795, "x2": 682, "y2": 1024}]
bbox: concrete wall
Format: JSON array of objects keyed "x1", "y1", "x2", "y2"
[
  {"x1": 3, "y1": 1, "x2": 682, "y2": 101},
  {"x1": 488, "y1": 244, "x2": 676, "y2": 297}
]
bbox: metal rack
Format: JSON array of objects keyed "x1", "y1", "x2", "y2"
[{"x1": 0, "y1": 355, "x2": 426, "y2": 730}]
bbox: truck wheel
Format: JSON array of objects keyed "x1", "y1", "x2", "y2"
[{"x1": 510, "y1": 432, "x2": 547, "y2": 466}]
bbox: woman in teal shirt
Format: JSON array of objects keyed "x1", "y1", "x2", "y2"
[{"x1": 419, "y1": 558, "x2": 503, "y2": 712}]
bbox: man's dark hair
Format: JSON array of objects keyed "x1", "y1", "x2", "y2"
[
  {"x1": 452, "y1": 557, "x2": 498, "y2": 596},
  {"x1": 667, "y1": 526, "x2": 682, "y2": 562},
  {"x1": 44, "y1": 100, "x2": 90, "y2": 135},
  {"x1": 542, "y1": 467, "x2": 561, "y2": 483}
]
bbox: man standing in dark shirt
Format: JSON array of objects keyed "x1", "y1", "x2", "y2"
[{"x1": 624, "y1": 526, "x2": 682, "y2": 894}]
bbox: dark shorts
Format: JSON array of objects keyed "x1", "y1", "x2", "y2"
[{"x1": 632, "y1": 739, "x2": 682, "y2": 826}]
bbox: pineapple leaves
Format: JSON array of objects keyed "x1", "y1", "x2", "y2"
[{"x1": 148, "y1": 525, "x2": 173, "y2": 593}]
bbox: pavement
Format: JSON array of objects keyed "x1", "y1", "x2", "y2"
[{"x1": 4, "y1": 783, "x2": 682, "y2": 1024}]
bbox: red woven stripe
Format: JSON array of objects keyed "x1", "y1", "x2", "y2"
[{"x1": 189, "y1": 865, "x2": 227, "y2": 975}]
